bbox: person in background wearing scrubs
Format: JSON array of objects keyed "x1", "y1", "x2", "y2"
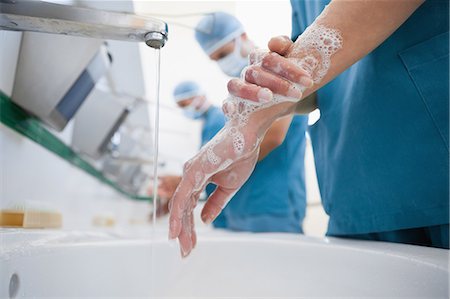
[
  {"x1": 152, "y1": 81, "x2": 225, "y2": 218},
  {"x1": 169, "y1": 0, "x2": 449, "y2": 256},
  {"x1": 158, "y1": 78, "x2": 307, "y2": 233}
]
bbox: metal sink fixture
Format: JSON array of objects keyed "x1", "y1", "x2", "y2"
[{"x1": 0, "y1": 0, "x2": 168, "y2": 49}]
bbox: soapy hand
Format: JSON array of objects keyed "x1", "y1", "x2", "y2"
[
  {"x1": 169, "y1": 24, "x2": 342, "y2": 256},
  {"x1": 228, "y1": 31, "x2": 335, "y2": 103},
  {"x1": 230, "y1": 20, "x2": 344, "y2": 102},
  {"x1": 168, "y1": 44, "x2": 313, "y2": 258},
  {"x1": 168, "y1": 122, "x2": 260, "y2": 257},
  {"x1": 228, "y1": 36, "x2": 314, "y2": 104}
]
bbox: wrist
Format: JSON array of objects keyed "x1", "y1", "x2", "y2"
[
  {"x1": 287, "y1": 23, "x2": 343, "y2": 85},
  {"x1": 246, "y1": 101, "x2": 296, "y2": 135}
]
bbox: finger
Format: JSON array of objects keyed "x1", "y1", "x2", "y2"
[
  {"x1": 168, "y1": 177, "x2": 194, "y2": 239},
  {"x1": 178, "y1": 212, "x2": 193, "y2": 258},
  {"x1": 189, "y1": 211, "x2": 197, "y2": 249},
  {"x1": 201, "y1": 186, "x2": 236, "y2": 224},
  {"x1": 227, "y1": 79, "x2": 273, "y2": 103},
  {"x1": 249, "y1": 49, "x2": 269, "y2": 65},
  {"x1": 245, "y1": 65, "x2": 303, "y2": 99},
  {"x1": 268, "y1": 35, "x2": 293, "y2": 56},
  {"x1": 261, "y1": 53, "x2": 314, "y2": 88}
]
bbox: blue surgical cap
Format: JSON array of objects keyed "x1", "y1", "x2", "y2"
[
  {"x1": 173, "y1": 81, "x2": 203, "y2": 102},
  {"x1": 195, "y1": 12, "x2": 244, "y2": 55}
]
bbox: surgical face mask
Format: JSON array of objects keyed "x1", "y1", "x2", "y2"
[
  {"x1": 217, "y1": 37, "x2": 249, "y2": 77},
  {"x1": 182, "y1": 96, "x2": 210, "y2": 120},
  {"x1": 183, "y1": 106, "x2": 203, "y2": 119}
]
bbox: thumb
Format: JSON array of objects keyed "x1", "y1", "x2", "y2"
[
  {"x1": 268, "y1": 35, "x2": 293, "y2": 56},
  {"x1": 201, "y1": 186, "x2": 237, "y2": 225}
]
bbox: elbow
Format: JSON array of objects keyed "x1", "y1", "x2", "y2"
[
  {"x1": 265, "y1": 135, "x2": 285, "y2": 151},
  {"x1": 258, "y1": 133, "x2": 287, "y2": 161},
  {"x1": 272, "y1": 135, "x2": 285, "y2": 148}
]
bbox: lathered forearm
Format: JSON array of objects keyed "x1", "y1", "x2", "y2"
[
  {"x1": 290, "y1": 0, "x2": 424, "y2": 99},
  {"x1": 230, "y1": 0, "x2": 424, "y2": 123}
]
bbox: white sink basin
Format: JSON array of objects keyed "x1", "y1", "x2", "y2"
[{"x1": 1, "y1": 229, "x2": 448, "y2": 298}]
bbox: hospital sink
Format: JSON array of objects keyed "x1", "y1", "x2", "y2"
[{"x1": 0, "y1": 229, "x2": 448, "y2": 298}]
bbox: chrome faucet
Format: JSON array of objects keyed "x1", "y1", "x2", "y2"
[{"x1": 0, "y1": 0, "x2": 168, "y2": 49}]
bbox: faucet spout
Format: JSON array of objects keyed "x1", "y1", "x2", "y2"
[
  {"x1": 0, "y1": 0, "x2": 169, "y2": 46},
  {"x1": 144, "y1": 31, "x2": 168, "y2": 49}
]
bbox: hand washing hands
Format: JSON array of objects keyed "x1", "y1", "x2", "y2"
[
  {"x1": 168, "y1": 22, "x2": 343, "y2": 256},
  {"x1": 168, "y1": 0, "x2": 348, "y2": 254},
  {"x1": 168, "y1": 0, "x2": 429, "y2": 257},
  {"x1": 168, "y1": 36, "x2": 322, "y2": 257}
]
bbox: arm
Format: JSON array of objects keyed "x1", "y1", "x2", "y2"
[
  {"x1": 169, "y1": 0, "x2": 424, "y2": 257},
  {"x1": 258, "y1": 116, "x2": 293, "y2": 160},
  {"x1": 258, "y1": 93, "x2": 316, "y2": 161},
  {"x1": 295, "y1": 92, "x2": 317, "y2": 114},
  {"x1": 235, "y1": 0, "x2": 425, "y2": 105}
]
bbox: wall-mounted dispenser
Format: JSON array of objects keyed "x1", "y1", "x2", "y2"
[
  {"x1": 71, "y1": 88, "x2": 129, "y2": 159},
  {"x1": 11, "y1": 32, "x2": 111, "y2": 131}
]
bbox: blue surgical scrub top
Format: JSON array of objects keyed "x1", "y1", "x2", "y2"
[
  {"x1": 290, "y1": 0, "x2": 449, "y2": 235},
  {"x1": 200, "y1": 106, "x2": 308, "y2": 233}
]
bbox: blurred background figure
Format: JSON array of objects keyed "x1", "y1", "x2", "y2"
[
  {"x1": 195, "y1": 12, "x2": 255, "y2": 77},
  {"x1": 151, "y1": 80, "x2": 226, "y2": 218},
  {"x1": 172, "y1": 81, "x2": 226, "y2": 148}
]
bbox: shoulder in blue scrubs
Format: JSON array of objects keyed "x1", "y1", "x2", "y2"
[
  {"x1": 200, "y1": 106, "x2": 308, "y2": 233},
  {"x1": 290, "y1": 0, "x2": 449, "y2": 248}
]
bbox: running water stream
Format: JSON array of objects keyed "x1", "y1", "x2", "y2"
[
  {"x1": 150, "y1": 48, "x2": 161, "y2": 298},
  {"x1": 151, "y1": 50, "x2": 161, "y2": 230}
]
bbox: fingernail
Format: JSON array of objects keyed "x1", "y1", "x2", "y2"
[
  {"x1": 300, "y1": 76, "x2": 314, "y2": 88},
  {"x1": 245, "y1": 67, "x2": 255, "y2": 80},
  {"x1": 251, "y1": 49, "x2": 267, "y2": 64},
  {"x1": 181, "y1": 247, "x2": 188, "y2": 258},
  {"x1": 169, "y1": 220, "x2": 177, "y2": 239},
  {"x1": 280, "y1": 35, "x2": 291, "y2": 43},
  {"x1": 240, "y1": 66, "x2": 249, "y2": 80},
  {"x1": 287, "y1": 86, "x2": 302, "y2": 99},
  {"x1": 257, "y1": 88, "x2": 273, "y2": 103},
  {"x1": 203, "y1": 214, "x2": 215, "y2": 225}
]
